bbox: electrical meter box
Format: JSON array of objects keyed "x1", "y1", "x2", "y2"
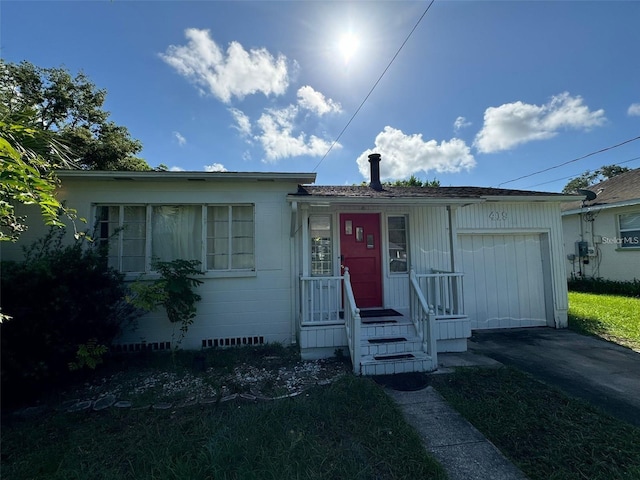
[{"x1": 575, "y1": 241, "x2": 589, "y2": 258}]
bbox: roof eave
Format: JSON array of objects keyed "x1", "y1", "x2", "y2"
[
  {"x1": 55, "y1": 170, "x2": 317, "y2": 184},
  {"x1": 287, "y1": 195, "x2": 485, "y2": 206},
  {"x1": 482, "y1": 194, "x2": 581, "y2": 202},
  {"x1": 561, "y1": 198, "x2": 640, "y2": 216}
]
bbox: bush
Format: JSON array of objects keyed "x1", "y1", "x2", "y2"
[
  {"x1": 0, "y1": 228, "x2": 141, "y2": 407},
  {"x1": 568, "y1": 277, "x2": 640, "y2": 298}
]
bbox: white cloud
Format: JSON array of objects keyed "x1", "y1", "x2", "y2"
[
  {"x1": 356, "y1": 126, "x2": 476, "y2": 180},
  {"x1": 160, "y1": 28, "x2": 289, "y2": 103},
  {"x1": 255, "y1": 106, "x2": 340, "y2": 162},
  {"x1": 297, "y1": 86, "x2": 342, "y2": 115},
  {"x1": 204, "y1": 163, "x2": 228, "y2": 172},
  {"x1": 173, "y1": 131, "x2": 186, "y2": 146},
  {"x1": 474, "y1": 92, "x2": 606, "y2": 153},
  {"x1": 453, "y1": 116, "x2": 471, "y2": 132},
  {"x1": 628, "y1": 103, "x2": 640, "y2": 116},
  {"x1": 229, "y1": 108, "x2": 252, "y2": 137},
  {"x1": 169, "y1": 166, "x2": 185, "y2": 172}
]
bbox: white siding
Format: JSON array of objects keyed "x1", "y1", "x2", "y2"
[
  {"x1": 456, "y1": 202, "x2": 568, "y2": 328},
  {"x1": 458, "y1": 234, "x2": 547, "y2": 328},
  {"x1": 7, "y1": 177, "x2": 302, "y2": 349},
  {"x1": 562, "y1": 206, "x2": 640, "y2": 282}
]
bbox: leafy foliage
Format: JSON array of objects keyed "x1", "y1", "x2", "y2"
[
  {"x1": 68, "y1": 339, "x2": 109, "y2": 371},
  {"x1": 562, "y1": 164, "x2": 630, "y2": 194},
  {"x1": 1, "y1": 60, "x2": 151, "y2": 171},
  {"x1": 358, "y1": 174, "x2": 441, "y2": 187},
  {"x1": 130, "y1": 259, "x2": 205, "y2": 347},
  {"x1": 385, "y1": 174, "x2": 440, "y2": 187},
  {"x1": 0, "y1": 116, "x2": 80, "y2": 242},
  {"x1": 0, "y1": 228, "x2": 141, "y2": 406}
]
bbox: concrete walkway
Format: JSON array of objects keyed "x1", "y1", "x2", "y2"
[
  {"x1": 385, "y1": 328, "x2": 640, "y2": 480},
  {"x1": 387, "y1": 385, "x2": 527, "y2": 480},
  {"x1": 384, "y1": 351, "x2": 528, "y2": 480}
]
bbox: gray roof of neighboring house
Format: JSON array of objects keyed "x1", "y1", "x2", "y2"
[{"x1": 561, "y1": 168, "x2": 640, "y2": 212}]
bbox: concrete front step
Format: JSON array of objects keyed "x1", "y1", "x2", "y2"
[
  {"x1": 360, "y1": 351, "x2": 436, "y2": 376},
  {"x1": 360, "y1": 335, "x2": 423, "y2": 356},
  {"x1": 361, "y1": 321, "x2": 415, "y2": 339}
]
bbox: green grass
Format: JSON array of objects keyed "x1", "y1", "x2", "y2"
[
  {"x1": 431, "y1": 367, "x2": 640, "y2": 480},
  {"x1": 568, "y1": 291, "x2": 640, "y2": 351},
  {"x1": 2, "y1": 376, "x2": 446, "y2": 480}
]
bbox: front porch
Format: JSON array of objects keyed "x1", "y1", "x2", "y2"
[{"x1": 298, "y1": 269, "x2": 470, "y2": 375}]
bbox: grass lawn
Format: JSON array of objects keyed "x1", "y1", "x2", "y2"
[
  {"x1": 567, "y1": 291, "x2": 640, "y2": 351},
  {"x1": 2, "y1": 375, "x2": 446, "y2": 480},
  {"x1": 431, "y1": 367, "x2": 640, "y2": 480}
]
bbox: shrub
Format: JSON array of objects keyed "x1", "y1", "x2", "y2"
[
  {"x1": 568, "y1": 277, "x2": 640, "y2": 298},
  {"x1": 129, "y1": 259, "x2": 204, "y2": 348},
  {"x1": 0, "y1": 227, "x2": 141, "y2": 407}
]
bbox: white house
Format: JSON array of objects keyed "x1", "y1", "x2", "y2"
[
  {"x1": 4, "y1": 154, "x2": 577, "y2": 375},
  {"x1": 562, "y1": 169, "x2": 640, "y2": 282}
]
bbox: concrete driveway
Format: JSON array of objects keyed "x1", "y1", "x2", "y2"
[{"x1": 468, "y1": 328, "x2": 640, "y2": 427}]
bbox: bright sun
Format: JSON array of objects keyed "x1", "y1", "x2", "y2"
[{"x1": 338, "y1": 33, "x2": 360, "y2": 63}]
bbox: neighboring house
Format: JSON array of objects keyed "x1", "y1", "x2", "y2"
[
  {"x1": 561, "y1": 168, "x2": 640, "y2": 282},
  {"x1": 4, "y1": 154, "x2": 578, "y2": 375}
]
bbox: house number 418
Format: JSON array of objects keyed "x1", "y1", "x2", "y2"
[{"x1": 489, "y1": 211, "x2": 507, "y2": 221}]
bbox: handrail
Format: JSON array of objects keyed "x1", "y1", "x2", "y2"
[
  {"x1": 300, "y1": 275, "x2": 343, "y2": 324},
  {"x1": 413, "y1": 270, "x2": 465, "y2": 318},
  {"x1": 342, "y1": 268, "x2": 361, "y2": 375},
  {"x1": 409, "y1": 270, "x2": 437, "y2": 364}
]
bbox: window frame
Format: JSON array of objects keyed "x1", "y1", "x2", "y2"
[
  {"x1": 309, "y1": 214, "x2": 334, "y2": 277},
  {"x1": 618, "y1": 212, "x2": 640, "y2": 249},
  {"x1": 386, "y1": 214, "x2": 409, "y2": 274},
  {"x1": 94, "y1": 203, "x2": 256, "y2": 276}
]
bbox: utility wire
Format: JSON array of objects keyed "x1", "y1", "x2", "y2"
[
  {"x1": 497, "y1": 135, "x2": 640, "y2": 187},
  {"x1": 521, "y1": 155, "x2": 640, "y2": 189},
  {"x1": 312, "y1": 0, "x2": 436, "y2": 173}
]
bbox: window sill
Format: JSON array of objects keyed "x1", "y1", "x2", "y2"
[
  {"x1": 124, "y1": 270, "x2": 257, "y2": 281},
  {"x1": 615, "y1": 247, "x2": 640, "y2": 252}
]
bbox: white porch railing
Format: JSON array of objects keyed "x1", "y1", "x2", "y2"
[
  {"x1": 342, "y1": 268, "x2": 361, "y2": 375},
  {"x1": 300, "y1": 275, "x2": 343, "y2": 325},
  {"x1": 413, "y1": 269, "x2": 465, "y2": 319},
  {"x1": 409, "y1": 270, "x2": 438, "y2": 362}
]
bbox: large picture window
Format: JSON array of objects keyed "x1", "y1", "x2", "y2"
[
  {"x1": 387, "y1": 216, "x2": 408, "y2": 273},
  {"x1": 619, "y1": 212, "x2": 640, "y2": 248},
  {"x1": 96, "y1": 204, "x2": 254, "y2": 273}
]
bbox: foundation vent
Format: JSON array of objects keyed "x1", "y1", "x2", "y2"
[
  {"x1": 113, "y1": 341, "x2": 171, "y2": 352},
  {"x1": 202, "y1": 336, "x2": 265, "y2": 348}
]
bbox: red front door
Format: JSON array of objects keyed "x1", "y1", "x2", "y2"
[{"x1": 340, "y1": 213, "x2": 383, "y2": 308}]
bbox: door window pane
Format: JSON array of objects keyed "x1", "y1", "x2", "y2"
[
  {"x1": 311, "y1": 216, "x2": 333, "y2": 276},
  {"x1": 388, "y1": 216, "x2": 408, "y2": 272}
]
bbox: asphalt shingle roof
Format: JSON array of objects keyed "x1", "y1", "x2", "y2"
[
  {"x1": 293, "y1": 185, "x2": 569, "y2": 199},
  {"x1": 561, "y1": 168, "x2": 640, "y2": 211}
]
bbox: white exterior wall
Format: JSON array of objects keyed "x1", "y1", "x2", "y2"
[
  {"x1": 6, "y1": 177, "x2": 302, "y2": 350},
  {"x1": 562, "y1": 206, "x2": 640, "y2": 281},
  {"x1": 456, "y1": 201, "x2": 568, "y2": 328}
]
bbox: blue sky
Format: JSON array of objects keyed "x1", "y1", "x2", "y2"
[{"x1": 2, "y1": 1, "x2": 639, "y2": 191}]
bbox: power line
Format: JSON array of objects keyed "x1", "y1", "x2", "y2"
[
  {"x1": 496, "y1": 135, "x2": 640, "y2": 187},
  {"x1": 312, "y1": 0, "x2": 436, "y2": 173},
  {"x1": 521, "y1": 155, "x2": 640, "y2": 189}
]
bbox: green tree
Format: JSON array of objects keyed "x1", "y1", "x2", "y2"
[
  {"x1": 386, "y1": 174, "x2": 440, "y2": 187},
  {"x1": 1, "y1": 60, "x2": 151, "y2": 171},
  {"x1": 562, "y1": 165, "x2": 631, "y2": 194}
]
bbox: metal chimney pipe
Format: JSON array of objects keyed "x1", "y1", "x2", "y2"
[{"x1": 368, "y1": 153, "x2": 382, "y2": 191}]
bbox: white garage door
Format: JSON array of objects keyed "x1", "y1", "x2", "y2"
[{"x1": 458, "y1": 234, "x2": 548, "y2": 329}]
